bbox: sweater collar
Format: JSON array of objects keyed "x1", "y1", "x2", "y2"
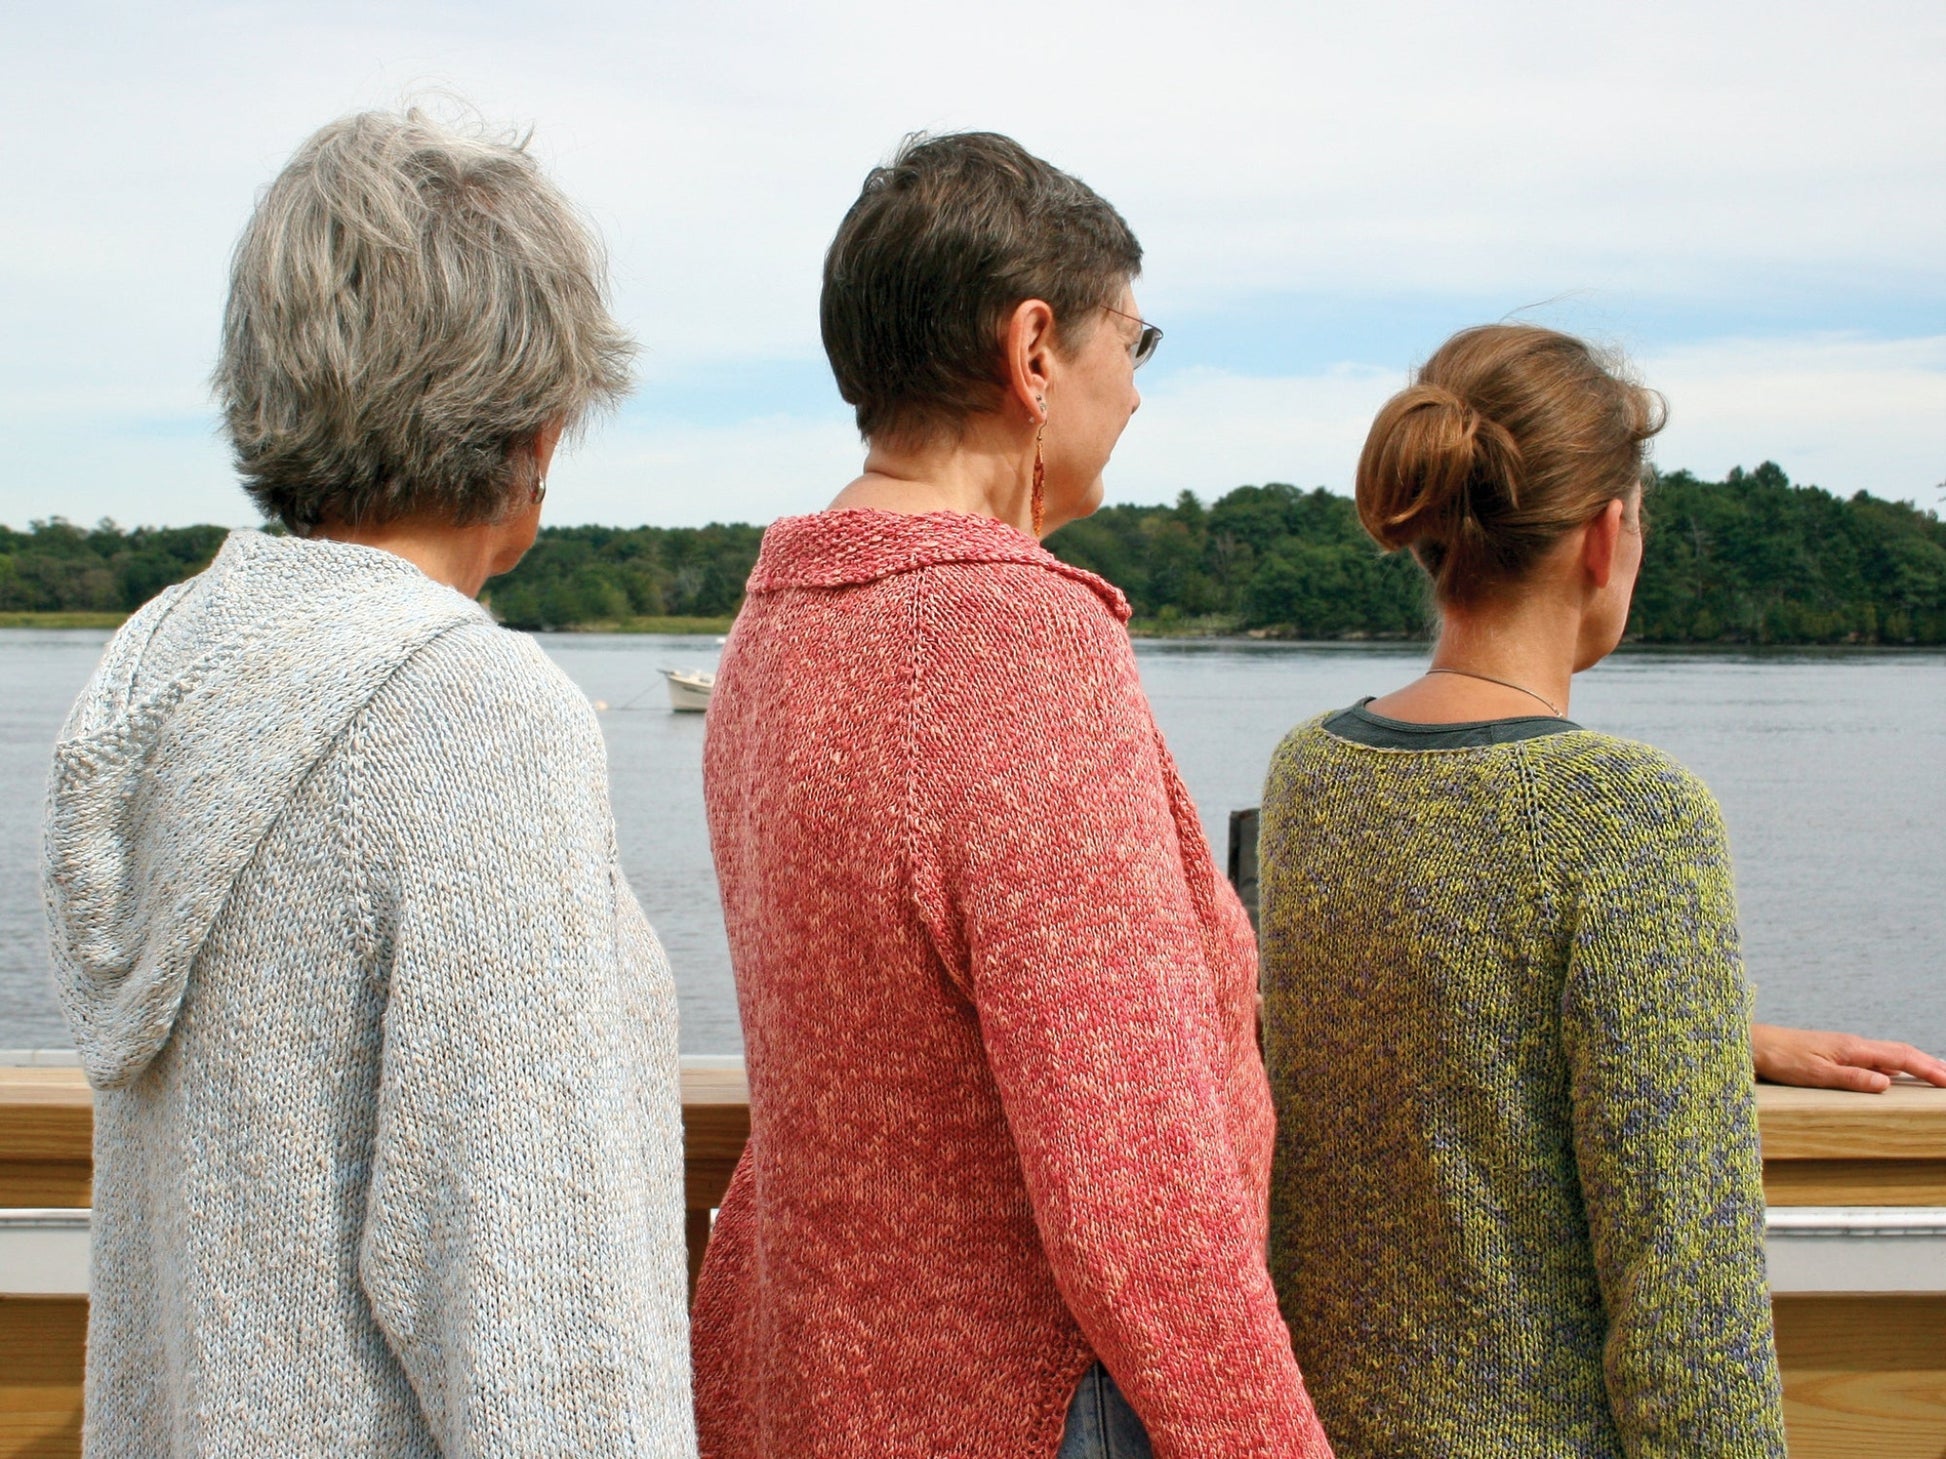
[{"x1": 746, "y1": 509, "x2": 1130, "y2": 622}]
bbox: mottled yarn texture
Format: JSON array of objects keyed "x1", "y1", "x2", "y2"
[
  {"x1": 42, "y1": 529, "x2": 697, "y2": 1458},
  {"x1": 694, "y1": 510, "x2": 1332, "y2": 1459},
  {"x1": 1260, "y1": 710, "x2": 1787, "y2": 1458}
]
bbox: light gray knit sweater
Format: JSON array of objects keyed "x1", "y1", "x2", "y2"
[{"x1": 42, "y1": 530, "x2": 698, "y2": 1458}]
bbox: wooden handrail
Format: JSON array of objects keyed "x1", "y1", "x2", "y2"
[
  {"x1": 1755, "y1": 1081, "x2": 1946, "y2": 1207},
  {"x1": 679, "y1": 1059, "x2": 751, "y2": 1209},
  {"x1": 0, "y1": 1072, "x2": 90, "y2": 1211},
  {"x1": 1756, "y1": 1081, "x2": 1946, "y2": 1160},
  {"x1": 0, "y1": 1062, "x2": 758, "y2": 1257},
  {"x1": 3, "y1": 1063, "x2": 1944, "y2": 1459},
  {"x1": 6, "y1": 1062, "x2": 1943, "y2": 1210}
]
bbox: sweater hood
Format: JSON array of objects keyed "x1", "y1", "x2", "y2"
[
  {"x1": 42, "y1": 530, "x2": 487, "y2": 1087},
  {"x1": 746, "y1": 509, "x2": 1130, "y2": 621}
]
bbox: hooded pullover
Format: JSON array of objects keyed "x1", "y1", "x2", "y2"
[
  {"x1": 41, "y1": 530, "x2": 697, "y2": 1458},
  {"x1": 692, "y1": 510, "x2": 1332, "y2": 1459}
]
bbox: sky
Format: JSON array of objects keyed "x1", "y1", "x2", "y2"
[{"x1": 3, "y1": 0, "x2": 1942, "y2": 531}]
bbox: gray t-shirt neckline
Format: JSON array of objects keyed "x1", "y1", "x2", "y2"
[{"x1": 1324, "y1": 696, "x2": 1584, "y2": 749}]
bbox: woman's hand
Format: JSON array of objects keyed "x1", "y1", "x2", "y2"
[{"x1": 1751, "y1": 1023, "x2": 1946, "y2": 1092}]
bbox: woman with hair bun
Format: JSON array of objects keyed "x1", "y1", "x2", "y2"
[{"x1": 1258, "y1": 324, "x2": 1789, "y2": 1456}]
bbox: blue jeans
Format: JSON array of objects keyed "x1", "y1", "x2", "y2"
[{"x1": 1057, "y1": 1362, "x2": 1153, "y2": 1459}]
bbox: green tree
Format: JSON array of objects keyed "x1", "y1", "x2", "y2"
[{"x1": 7, "y1": 468, "x2": 1942, "y2": 643}]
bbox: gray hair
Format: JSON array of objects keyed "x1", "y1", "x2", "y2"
[{"x1": 215, "y1": 109, "x2": 635, "y2": 533}]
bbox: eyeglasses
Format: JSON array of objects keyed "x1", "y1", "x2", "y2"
[{"x1": 1102, "y1": 305, "x2": 1163, "y2": 370}]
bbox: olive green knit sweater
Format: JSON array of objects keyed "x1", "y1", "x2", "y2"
[{"x1": 1261, "y1": 704, "x2": 1787, "y2": 1458}]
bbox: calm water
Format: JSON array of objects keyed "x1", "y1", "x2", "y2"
[{"x1": 3, "y1": 629, "x2": 1941, "y2": 1056}]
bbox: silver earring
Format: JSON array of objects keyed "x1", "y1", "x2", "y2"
[{"x1": 531, "y1": 476, "x2": 548, "y2": 506}]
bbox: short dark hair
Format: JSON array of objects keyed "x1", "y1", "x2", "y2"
[{"x1": 820, "y1": 132, "x2": 1142, "y2": 444}]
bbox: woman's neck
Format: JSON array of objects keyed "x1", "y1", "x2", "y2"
[
  {"x1": 1370, "y1": 594, "x2": 1582, "y2": 724},
  {"x1": 313, "y1": 511, "x2": 534, "y2": 598},
  {"x1": 831, "y1": 418, "x2": 1038, "y2": 536}
]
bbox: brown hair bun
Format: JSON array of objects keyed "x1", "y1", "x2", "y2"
[
  {"x1": 1357, "y1": 383, "x2": 1525, "y2": 553},
  {"x1": 1354, "y1": 325, "x2": 1663, "y2": 606}
]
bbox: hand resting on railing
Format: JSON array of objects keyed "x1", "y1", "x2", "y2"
[{"x1": 1752, "y1": 1024, "x2": 1946, "y2": 1093}]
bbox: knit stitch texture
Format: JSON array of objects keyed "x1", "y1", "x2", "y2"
[
  {"x1": 693, "y1": 509, "x2": 1332, "y2": 1459},
  {"x1": 42, "y1": 529, "x2": 698, "y2": 1458},
  {"x1": 1260, "y1": 710, "x2": 1787, "y2": 1458}
]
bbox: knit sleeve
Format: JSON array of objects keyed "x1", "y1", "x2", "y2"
[
  {"x1": 905, "y1": 570, "x2": 1331, "y2": 1459},
  {"x1": 351, "y1": 625, "x2": 697, "y2": 1459},
  {"x1": 1553, "y1": 747, "x2": 1787, "y2": 1459}
]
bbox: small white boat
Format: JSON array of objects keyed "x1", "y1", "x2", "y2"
[{"x1": 662, "y1": 668, "x2": 716, "y2": 713}]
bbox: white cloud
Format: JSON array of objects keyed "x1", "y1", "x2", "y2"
[
  {"x1": 9, "y1": 329, "x2": 1935, "y2": 533},
  {"x1": 517, "y1": 364, "x2": 1410, "y2": 530},
  {"x1": 2, "y1": 0, "x2": 1941, "y2": 525},
  {"x1": 549, "y1": 364, "x2": 1405, "y2": 530},
  {"x1": 1642, "y1": 334, "x2": 1946, "y2": 501},
  {"x1": 1106, "y1": 365, "x2": 1402, "y2": 503},
  {"x1": 526, "y1": 332, "x2": 1945, "y2": 529},
  {"x1": 560, "y1": 413, "x2": 863, "y2": 528},
  {"x1": 1123, "y1": 334, "x2": 1946, "y2": 509},
  {"x1": 19, "y1": 424, "x2": 247, "y2": 532}
]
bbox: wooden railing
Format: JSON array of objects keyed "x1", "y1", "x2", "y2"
[{"x1": 3, "y1": 1064, "x2": 1942, "y2": 1459}]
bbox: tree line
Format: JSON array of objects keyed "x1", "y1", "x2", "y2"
[
  {"x1": 1049, "y1": 463, "x2": 1946, "y2": 644},
  {"x1": 5, "y1": 463, "x2": 1943, "y2": 644}
]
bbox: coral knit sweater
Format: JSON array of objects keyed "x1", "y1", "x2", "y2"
[{"x1": 694, "y1": 509, "x2": 1331, "y2": 1459}]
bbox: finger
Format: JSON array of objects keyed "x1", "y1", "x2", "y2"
[
  {"x1": 1837, "y1": 1038, "x2": 1946, "y2": 1086},
  {"x1": 1823, "y1": 1062, "x2": 1893, "y2": 1094},
  {"x1": 1873, "y1": 1047, "x2": 1946, "y2": 1086}
]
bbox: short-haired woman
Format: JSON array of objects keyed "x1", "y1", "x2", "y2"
[
  {"x1": 1259, "y1": 324, "x2": 1788, "y2": 1455},
  {"x1": 42, "y1": 111, "x2": 697, "y2": 1456},
  {"x1": 693, "y1": 133, "x2": 1332, "y2": 1458}
]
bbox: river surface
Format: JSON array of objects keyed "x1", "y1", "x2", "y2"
[{"x1": 2, "y1": 629, "x2": 1941, "y2": 1056}]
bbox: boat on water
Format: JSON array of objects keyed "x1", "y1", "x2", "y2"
[{"x1": 663, "y1": 668, "x2": 716, "y2": 713}]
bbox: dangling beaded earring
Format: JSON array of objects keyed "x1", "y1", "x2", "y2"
[{"x1": 1031, "y1": 400, "x2": 1047, "y2": 537}]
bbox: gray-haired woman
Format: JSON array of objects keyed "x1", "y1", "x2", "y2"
[{"x1": 41, "y1": 111, "x2": 697, "y2": 1456}]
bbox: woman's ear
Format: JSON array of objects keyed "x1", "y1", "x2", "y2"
[
  {"x1": 533, "y1": 417, "x2": 567, "y2": 479},
  {"x1": 1581, "y1": 497, "x2": 1627, "y2": 590},
  {"x1": 1001, "y1": 298, "x2": 1057, "y2": 421}
]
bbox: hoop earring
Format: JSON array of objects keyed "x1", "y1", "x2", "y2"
[
  {"x1": 1030, "y1": 421, "x2": 1046, "y2": 538},
  {"x1": 531, "y1": 475, "x2": 548, "y2": 506}
]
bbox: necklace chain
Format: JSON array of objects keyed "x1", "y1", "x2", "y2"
[{"x1": 1424, "y1": 667, "x2": 1564, "y2": 717}]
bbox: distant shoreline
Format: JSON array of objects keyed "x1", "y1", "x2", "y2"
[
  {"x1": 0, "y1": 610, "x2": 744, "y2": 635},
  {"x1": 0, "y1": 612, "x2": 126, "y2": 629},
  {"x1": 9, "y1": 610, "x2": 1946, "y2": 657}
]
